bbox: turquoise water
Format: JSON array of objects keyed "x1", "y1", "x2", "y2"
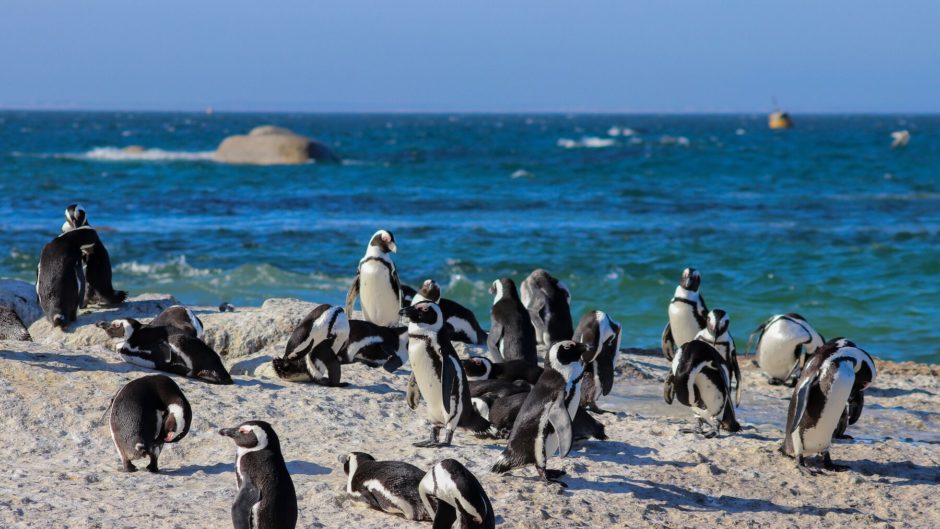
[{"x1": 2, "y1": 112, "x2": 938, "y2": 363}]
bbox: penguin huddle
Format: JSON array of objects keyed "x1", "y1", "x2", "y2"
[{"x1": 659, "y1": 267, "x2": 878, "y2": 471}]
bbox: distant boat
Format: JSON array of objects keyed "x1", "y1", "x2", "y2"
[
  {"x1": 890, "y1": 130, "x2": 910, "y2": 148},
  {"x1": 768, "y1": 111, "x2": 793, "y2": 129},
  {"x1": 205, "y1": 106, "x2": 214, "y2": 115}
]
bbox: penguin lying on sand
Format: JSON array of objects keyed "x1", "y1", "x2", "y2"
[
  {"x1": 462, "y1": 356, "x2": 543, "y2": 385},
  {"x1": 345, "y1": 319, "x2": 408, "y2": 372},
  {"x1": 340, "y1": 452, "x2": 431, "y2": 521},
  {"x1": 272, "y1": 304, "x2": 349, "y2": 386}
]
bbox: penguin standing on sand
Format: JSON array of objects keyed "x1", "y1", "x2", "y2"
[
  {"x1": 36, "y1": 226, "x2": 101, "y2": 328},
  {"x1": 491, "y1": 340, "x2": 588, "y2": 486},
  {"x1": 412, "y1": 279, "x2": 488, "y2": 345},
  {"x1": 520, "y1": 269, "x2": 573, "y2": 348},
  {"x1": 782, "y1": 338, "x2": 876, "y2": 472},
  {"x1": 345, "y1": 319, "x2": 408, "y2": 372},
  {"x1": 748, "y1": 313, "x2": 825, "y2": 386},
  {"x1": 272, "y1": 304, "x2": 350, "y2": 386},
  {"x1": 419, "y1": 459, "x2": 495, "y2": 529},
  {"x1": 462, "y1": 356, "x2": 543, "y2": 385},
  {"x1": 693, "y1": 309, "x2": 742, "y2": 406},
  {"x1": 574, "y1": 310, "x2": 622, "y2": 414},
  {"x1": 219, "y1": 421, "x2": 297, "y2": 529},
  {"x1": 108, "y1": 374, "x2": 191, "y2": 473},
  {"x1": 60, "y1": 204, "x2": 127, "y2": 307},
  {"x1": 663, "y1": 340, "x2": 741, "y2": 438},
  {"x1": 488, "y1": 278, "x2": 538, "y2": 365},
  {"x1": 346, "y1": 230, "x2": 401, "y2": 327},
  {"x1": 661, "y1": 267, "x2": 708, "y2": 361},
  {"x1": 340, "y1": 452, "x2": 430, "y2": 521},
  {"x1": 400, "y1": 301, "x2": 496, "y2": 447}
]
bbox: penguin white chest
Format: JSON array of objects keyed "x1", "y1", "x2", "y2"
[
  {"x1": 800, "y1": 364, "x2": 855, "y2": 455},
  {"x1": 669, "y1": 301, "x2": 701, "y2": 347},
  {"x1": 359, "y1": 261, "x2": 400, "y2": 326},
  {"x1": 409, "y1": 341, "x2": 447, "y2": 424},
  {"x1": 692, "y1": 368, "x2": 726, "y2": 418}
]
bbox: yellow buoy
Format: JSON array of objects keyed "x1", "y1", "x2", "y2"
[{"x1": 768, "y1": 111, "x2": 793, "y2": 129}]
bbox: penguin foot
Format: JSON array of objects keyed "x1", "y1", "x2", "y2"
[
  {"x1": 537, "y1": 468, "x2": 568, "y2": 487},
  {"x1": 702, "y1": 430, "x2": 719, "y2": 439},
  {"x1": 587, "y1": 405, "x2": 616, "y2": 415},
  {"x1": 412, "y1": 440, "x2": 439, "y2": 448},
  {"x1": 544, "y1": 469, "x2": 567, "y2": 479},
  {"x1": 823, "y1": 453, "x2": 850, "y2": 472},
  {"x1": 121, "y1": 462, "x2": 137, "y2": 473},
  {"x1": 767, "y1": 378, "x2": 784, "y2": 386},
  {"x1": 146, "y1": 463, "x2": 159, "y2": 473},
  {"x1": 833, "y1": 433, "x2": 854, "y2": 440}
]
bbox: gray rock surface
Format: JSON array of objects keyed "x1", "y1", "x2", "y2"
[
  {"x1": 215, "y1": 125, "x2": 340, "y2": 165},
  {"x1": 0, "y1": 279, "x2": 42, "y2": 328}
]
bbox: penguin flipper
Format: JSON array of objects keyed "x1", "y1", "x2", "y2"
[
  {"x1": 663, "y1": 373, "x2": 676, "y2": 405},
  {"x1": 790, "y1": 375, "x2": 817, "y2": 436},
  {"x1": 231, "y1": 477, "x2": 260, "y2": 529},
  {"x1": 431, "y1": 502, "x2": 458, "y2": 529},
  {"x1": 406, "y1": 373, "x2": 422, "y2": 409},
  {"x1": 486, "y1": 321, "x2": 504, "y2": 361},
  {"x1": 345, "y1": 274, "x2": 360, "y2": 316},
  {"x1": 439, "y1": 355, "x2": 459, "y2": 416},
  {"x1": 661, "y1": 323, "x2": 675, "y2": 361},
  {"x1": 847, "y1": 391, "x2": 864, "y2": 425},
  {"x1": 284, "y1": 317, "x2": 315, "y2": 359},
  {"x1": 546, "y1": 397, "x2": 573, "y2": 458}
]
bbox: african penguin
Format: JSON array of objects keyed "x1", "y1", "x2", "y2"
[
  {"x1": 219, "y1": 421, "x2": 297, "y2": 529},
  {"x1": 272, "y1": 304, "x2": 350, "y2": 387},
  {"x1": 520, "y1": 269, "x2": 573, "y2": 349},
  {"x1": 412, "y1": 278, "x2": 488, "y2": 345},
  {"x1": 346, "y1": 230, "x2": 401, "y2": 327},
  {"x1": 574, "y1": 310, "x2": 622, "y2": 414},
  {"x1": 748, "y1": 313, "x2": 825, "y2": 386},
  {"x1": 36, "y1": 226, "x2": 100, "y2": 328},
  {"x1": 491, "y1": 340, "x2": 588, "y2": 487},
  {"x1": 781, "y1": 338, "x2": 876, "y2": 472},
  {"x1": 0, "y1": 307, "x2": 30, "y2": 341},
  {"x1": 661, "y1": 267, "x2": 708, "y2": 361},
  {"x1": 469, "y1": 378, "x2": 532, "y2": 399},
  {"x1": 462, "y1": 356, "x2": 544, "y2": 385},
  {"x1": 108, "y1": 374, "x2": 191, "y2": 473},
  {"x1": 693, "y1": 309, "x2": 742, "y2": 407},
  {"x1": 149, "y1": 305, "x2": 205, "y2": 339},
  {"x1": 419, "y1": 459, "x2": 495, "y2": 529},
  {"x1": 474, "y1": 391, "x2": 606, "y2": 443},
  {"x1": 345, "y1": 319, "x2": 408, "y2": 372},
  {"x1": 97, "y1": 318, "x2": 233, "y2": 384},
  {"x1": 60, "y1": 204, "x2": 127, "y2": 307},
  {"x1": 340, "y1": 452, "x2": 431, "y2": 521},
  {"x1": 400, "y1": 301, "x2": 497, "y2": 447},
  {"x1": 488, "y1": 278, "x2": 538, "y2": 365},
  {"x1": 663, "y1": 339, "x2": 741, "y2": 438}
]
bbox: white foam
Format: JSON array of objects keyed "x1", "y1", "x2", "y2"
[
  {"x1": 557, "y1": 137, "x2": 616, "y2": 149},
  {"x1": 68, "y1": 147, "x2": 216, "y2": 162}
]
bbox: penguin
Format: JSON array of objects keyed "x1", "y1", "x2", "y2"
[
  {"x1": 272, "y1": 304, "x2": 350, "y2": 386},
  {"x1": 346, "y1": 230, "x2": 401, "y2": 327},
  {"x1": 487, "y1": 278, "x2": 538, "y2": 365},
  {"x1": 781, "y1": 338, "x2": 876, "y2": 472},
  {"x1": 520, "y1": 269, "x2": 573, "y2": 348},
  {"x1": 573, "y1": 310, "x2": 622, "y2": 414},
  {"x1": 60, "y1": 204, "x2": 127, "y2": 307},
  {"x1": 345, "y1": 319, "x2": 408, "y2": 372},
  {"x1": 219, "y1": 421, "x2": 297, "y2": 529},
  {"x1": 400, "y1": 284, "x2": 417, "y2": 306},
  {"x1": 108, "y1": 374, "x2": 191, "y2": 473},
  {"x1": 149, "y1": 305, "x2": 205, "y2": 339},
  {"x1": 469, "y1": 379, "x2": 532, "y2": 399},
  {"x1": 97, "y1": 318, "x2": 233, "y2": 384},
  {"x1": 340, "y1": 452, "x2": 431, "y2": 521},
  {"x1": 661, "y1": 267, "x2": 708, "y2": 361},
  {"x1": 474, "y1": 391, "x2": 606, "y2": 443},
  {"x1": 491, "y1": 340, "x2": 588, "y2": 487},
  {"x1": 462, "y1": 356, "x2": 543, "y2": 384},
  {"x1": 663, "y1": 339, "x2": 741, "y2": 438},
  {"x1": 411, "y1": 279, "x2": 488, "y2": 345},
  {"x1": 400, "y1": 301, "x2": 497, "y2": 447},
  {"x1": 748, "y1": 313, "x2": 825, "y2": 386},
  {"x1": 0, "y1": 307, "x2": 30, "y2": 341},
  {"x1": 419, "y1": 459, "x2": 495, "y2": 529},
  {"x1": 36, "y1": 226, "x2": 100, "y2": 328},
  {"x1": 693, "y1": 309, "x2": 742, "y2": 408}
]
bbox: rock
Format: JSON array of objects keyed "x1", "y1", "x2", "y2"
[
  {"x1": 0, "y1": 307, "x2": 30, "y2": 340},
  {"x1": 215, "y1": 126, "x2": 340, "y2": 165},
  {"x1": 121, "y1": 145, "x2": 145, "y2": 154},
  {"x1": 0, "y1": 279, "x2": 43, "y2": 328},
  {"x1": 200, "y1": 298, "x2": 321, "y2": 358}
]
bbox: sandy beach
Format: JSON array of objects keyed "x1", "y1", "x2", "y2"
[{"x1": 1, "y1": 292, "x2": 938, "y2": 529}]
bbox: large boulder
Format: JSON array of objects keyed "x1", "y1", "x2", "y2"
[
  {"x1": 215, "y1": 126, "x2": 340, "y2": 165},
  {"x1": 0, "y1": 279, "x2": 43, "y2": 328}
]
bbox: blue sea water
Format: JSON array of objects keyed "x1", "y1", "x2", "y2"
[{"x1": 2, "y1": 112, "x2": 938, "y2": 364}]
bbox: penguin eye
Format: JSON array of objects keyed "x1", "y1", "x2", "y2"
[
  {"x1": 421, "y1": 306, "x2": 429, "y2": 312},
  {"x1": 238, "y1": 426, "x2": 251, "y2": 434}
]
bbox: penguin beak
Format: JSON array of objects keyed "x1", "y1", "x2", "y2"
[
  {"x1": 388, "y1": 242, "x2": 397, "y2": 253},
  {"x1": 489, "y1": 284, "x2": 497, "y2": 294},
  {"x1": 165, "y1": 432, "x2": 176, "y2": 442},
  {"x1": 218, "y1": 428, "x2": 238, "y2": 439},
  {"x1": 398, "y1": 306, "x2": 416, "y2": 319},
  {"x1": 95, "y1": 321, "x2": 109, "y2": 330}
]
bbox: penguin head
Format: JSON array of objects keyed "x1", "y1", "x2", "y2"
[
  {"x1": 489, "y1": 278, "x2": 516, "y2": 304},
  {"x1": 96, "y1": 318, "x2": 142, "y2": 339},
  {"x1": 706, "y1": 309, "x2": 729, "y2": 336},
  {"x1": 62, "y1": 204, "x2": 87, "y2": 232},
  {"x1": 548, "y1": 340, "x2": 587, "y2": 382},
  {"x1": 339, "y1": 452, "x2": 375, "y2": 477},
  {"x1": 463, "y1": 356, "x2": 493, "y2": 379},
  {"x1": 399, "y1": 301, "x2": 443, "y2": 331},
  {"x1": 219, "y1": 420, "x2": 280, "y2": 453},
  {"x1": 369, "y1": 230, "x2": 397, "y2": 254},
  {"x1": 680, "y1": 268, "x2": 701, "y2": 291},
  {"x1": 162, "y1": 401, "x2": 192, "y2": 443},
  {"x1": 418, "y1": 279, "x2": 441, "y2": 303}
]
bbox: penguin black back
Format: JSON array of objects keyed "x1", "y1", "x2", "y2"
[{"x1": 488, "y1": 278, "x2": 538, "y2": 365}]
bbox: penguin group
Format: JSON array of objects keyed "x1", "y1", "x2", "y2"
[{"x1": 15, "y1": 205, "x2": 889, "y2": 527}]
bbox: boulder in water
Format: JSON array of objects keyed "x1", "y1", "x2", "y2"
[{"x1": 215, "y1": 126, "x2": 340, "y2": 165}]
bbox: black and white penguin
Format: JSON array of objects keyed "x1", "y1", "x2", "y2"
[
  {"x1": 781, "y1": 338, "x2": 876, "y2": 471},
  {"x1": 346, "y1": 230, "x2": 401, "y2": 327},
  {"x1": 340, "y1": 452, "x2": 430, "y2": 521},
  {"x1": 36, "y1": 226, "x2": 100, "y2": 328},
  {"x1": 149, "y1": 305, "x2": 205, "y2": 339},
  {"x1": 663, "y1": 339, "x2": 740, "y2": 438},
  {"x1": 60, "y1": 204, "x2": 127, "y2": 307},
  {"x1": 412, "y1": 279, "x2": 488, "y2": 345},
  {"x1": 345, "y1": 319, "x2": 408, "y2": 372},
  {"x1": 693, "y1": 309, "x2": 742, "y2": 407},
  {"x1": 574, "y1": 310, "x2": 622, "y2": 414},
  {"x1": 271, "y1": 304, "x2": 350, "y2": 387},
  {"x1": 469, "y1": 378, "x2": 532, "y2": 399},
  {"x1": 400, "y1": 301, "x2": 496, "y2": 447},
  {"x1": 520, "y1": 269, "x2": 573, "y2": 349},
  {"x1": 487, "y1": 278, "x2": 538, "y2": 365},
  {"x1": 748, "y1": 313, "x2": 825, "y2": 386},
  {"x1": 400, "y1": 284, "x2": 417, "y2": 306},
  {"x1": 219, "y1": 421, "x2": 297, "y2": 529},
  {"x1": 661, "y1": 267, "x2": 708, "y2": 361},
  {"x1": 474, "y1": 391, "x2": 607, "y2": 443},
  {"x1": 419, "y1": 459, "x2": 495, "y2": 529},
  {"x1": 0, "y1": 307, "x2": 30, "y2": 341},
  {"x1": 491, "y1": 340, "x2": 588, "y2": 486},
  {"x1": 462, "y1": 356, "x2": 543, "y2": 384},
  {"x1": 108, "y1": 374, "x2": 191, "y2": 473},
  {"x1": 97, "y1": 318, "x2": 233, "y2": 384}
]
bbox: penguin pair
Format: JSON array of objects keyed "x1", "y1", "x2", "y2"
[
  {"x1": 661, "y1": 267, "x2": 708, "y2": 361},
  {"x1": 98, "y1": 306, "x2": 232, "y2": 384},
  {"x1": 36, "y1": 225, "x2": 106, "y2": 328},
  {"x1": 488, "y1": 278, "x2": 538, "y2": 365},
  {"x1": 520, "y1": 269, "x2": 574, "y2": 350},
  {"x1": 412, "y1": 278, "x2": 488, "y2": 345},
  {"x1": 272, "y1": 304, "x2": 349, "y2": 386},
  {"x1": 346, "y1": 230, "x2": 401, "y2": 327},
  {"x1": 782, "y1": 338, "x2": 876, "y2": 472},
  {"x1": 574, "y1": 310, "x2": 622, "y2": 414},
  {"x1": 472, "y1": 384, "x2": 607, "y2": 443},
  {"x1": 60, "y1": 204, "x2": 127, "y2": 307},
  {"x1": 694, "y1": 309, "x2": 742, "y2": 406},
  {"x1": 108, "y1": 374, "x2": 191, "y2": 473},
  {"x1": 749, "y1": 313, "x2": 825, "y2": 386},
  {"x1": 663, "y1": 338, "x2": 741, "y2": 438}
]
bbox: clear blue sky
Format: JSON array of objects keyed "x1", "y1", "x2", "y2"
[{"x1": 2, "y1": 1, "x2": 938, "y2": 113}]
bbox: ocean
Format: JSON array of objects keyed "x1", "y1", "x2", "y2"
[{"x1": 2, "y1": 111, "x2": 938, "y2": 364}]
